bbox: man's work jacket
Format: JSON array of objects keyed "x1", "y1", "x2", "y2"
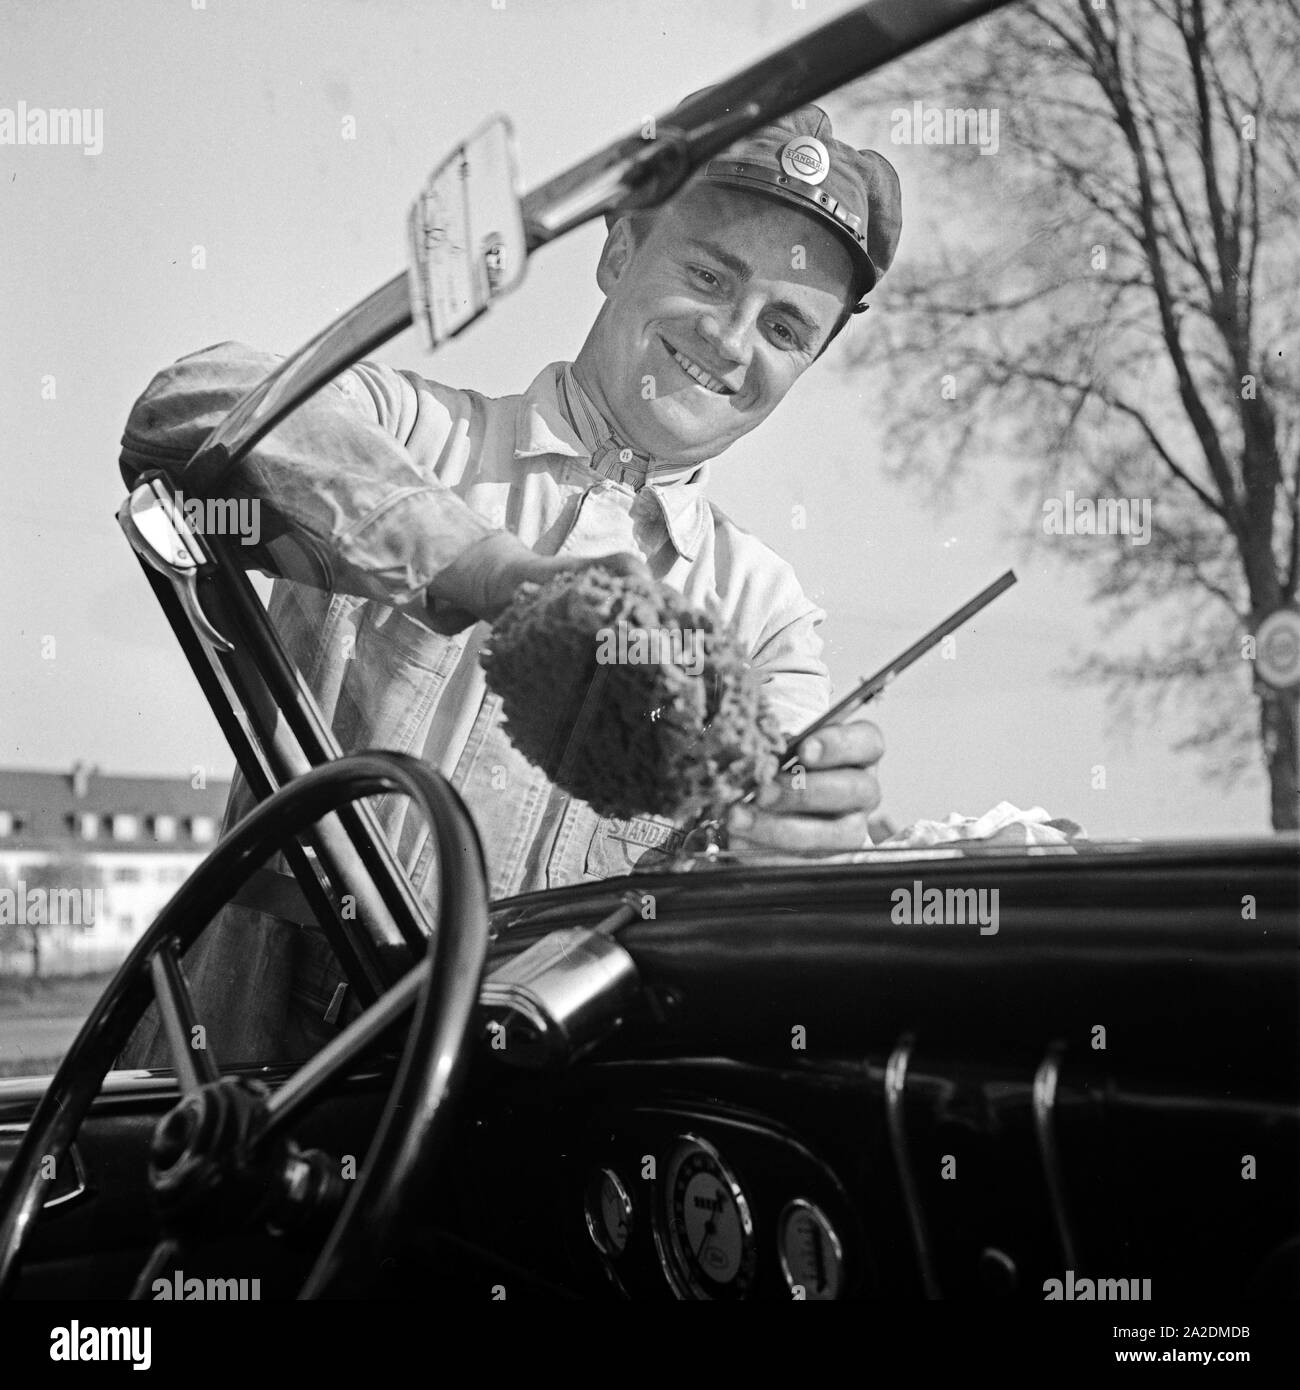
[{"x1": 117, "y1": 342, "x2": 830, "y2": 1062}]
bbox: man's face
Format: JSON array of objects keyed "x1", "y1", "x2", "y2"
[{"x1": 577, "y1": 183, "x2": 856, "y2": 463}]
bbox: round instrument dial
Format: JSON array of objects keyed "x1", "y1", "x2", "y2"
[
  {"x1": 584, "y1": 1167, "x2": 633, "y2": 1258},
  {"x1": 777, "y1": 1198, "x2": 844, "y2": 1300},
  {"x1": 656, "y1": 1135, "x2": 757, "y2": 1300}
]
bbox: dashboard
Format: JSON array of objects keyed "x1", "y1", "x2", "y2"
[
  {"x1": 579, "y1": 1109, "x2": 860, "y2": 1300},
  {"x1": 431, "y1": 1051, "x2": 1300, "y2": 1301},
  {"x1": 2, "y1": 846, "x2": 1294, "y2": 1302}
]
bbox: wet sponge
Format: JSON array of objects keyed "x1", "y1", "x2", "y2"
[{"x1": 480, "y1": 567, "x2": 783, "y2": 821}]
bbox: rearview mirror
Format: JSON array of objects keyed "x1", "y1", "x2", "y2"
[{"x1": 407, "y1": 115, "x2": 527, "y2": 349}]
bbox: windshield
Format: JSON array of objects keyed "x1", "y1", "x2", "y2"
[{"x1": 2, "y1": 0, "x2": 1295, "y2": 1065}]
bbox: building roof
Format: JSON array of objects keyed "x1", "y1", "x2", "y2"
[{"x1": 0, "y1": 763, "x2": 232, "y2": 853}]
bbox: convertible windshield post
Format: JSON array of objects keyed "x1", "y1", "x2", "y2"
[
  {"x1": 199, "y1": 533, "x2": 437, "y2": 961},
  {"x1": 118, "y1": 489, "x2": 436, "y2": 1003}
]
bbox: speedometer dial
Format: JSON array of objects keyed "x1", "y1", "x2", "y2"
[{"x1": 655, "y1": 1135, "x2": 757, "y2": 1300}]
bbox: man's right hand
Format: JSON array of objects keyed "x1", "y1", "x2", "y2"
[{"x1": 426, "y1": 530, "x2": 650, "y2": 626}]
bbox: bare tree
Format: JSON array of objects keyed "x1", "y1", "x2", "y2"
[{"x1": 845, "y1": 0, "x2": 1300, "y2": 827}]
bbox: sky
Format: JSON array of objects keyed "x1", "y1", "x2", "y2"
[{"x1": 0, "y1": 0, "x2": 1271, "y2": 840}]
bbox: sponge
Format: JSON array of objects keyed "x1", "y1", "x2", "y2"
[{"x1": 480, "y1": 567, "x2": 782, "y2": 822}]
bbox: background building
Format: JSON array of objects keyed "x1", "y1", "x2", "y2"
[{"x1": 0, "y1": 762, "x2": 230, "y2": 976}]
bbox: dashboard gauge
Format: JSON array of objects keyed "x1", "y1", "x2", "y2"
[
  {"x1": 584, "y1": 1167, "x2": 633, "y2": 1258},
  {"x1": 656, "y1": 1135, "x2": 757, "y2": 1300},
  {"x1": 777, "y1": 1199, "x2": 844, "y2": 1300}
]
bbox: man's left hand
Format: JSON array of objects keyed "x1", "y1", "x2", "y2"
[{"x1": 727, "y1": 719, "x2": 883, "y2": 854}]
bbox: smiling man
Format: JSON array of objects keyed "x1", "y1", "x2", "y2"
[
  {"x1": 579, "y1": 184, "x2": 858, "y2": 461},
  {"x1": 119, "y1": 101, "x2": 902, "y2": 1063},
  {"x1": 549, "y1": 106, "x2": 899, "y2": 858}
]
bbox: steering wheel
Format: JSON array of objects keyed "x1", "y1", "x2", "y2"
[{"x1": 0, "y1": 751, "x2": 490, "y2": 1300}]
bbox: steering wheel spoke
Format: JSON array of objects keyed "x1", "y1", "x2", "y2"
[
  {"x1": 130, "y1": 1236, "x2": 184, "y2": 1303},
  {"x1": 261, "y1": 960, "x2": 427, "y2": 1142},
  {"x1": 149, "y1": 941, "x2": 220, "y2": 1094}
]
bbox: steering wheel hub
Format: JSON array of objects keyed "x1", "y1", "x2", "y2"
[{"x1": 148, "y1": 1077, "x2": 279, "y2": 1235}]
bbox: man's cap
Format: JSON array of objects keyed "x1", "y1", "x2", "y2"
[{"x1": 609, "y1": 96, "x2": 902, "y2": 302}]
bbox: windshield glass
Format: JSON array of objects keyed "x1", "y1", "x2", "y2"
[{"x1": 3, "y1": 0, "x2": 1295, "y2": 1067}]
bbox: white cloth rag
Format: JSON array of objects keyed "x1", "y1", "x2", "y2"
[{"x1": 877, "y1": 800, "x2": 1086, "y2": 849}]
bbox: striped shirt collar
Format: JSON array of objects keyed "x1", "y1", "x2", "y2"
[
  {"x1": 514, "y1": 362, "x2": 711, "y2": 560},
  {"x1": 554, "y1": 361, "x2": 702, "y2": 491}
]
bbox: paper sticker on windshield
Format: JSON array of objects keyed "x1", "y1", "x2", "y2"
[{"x1": 407, "y1": 115, "x2": 527, "y2": 349}]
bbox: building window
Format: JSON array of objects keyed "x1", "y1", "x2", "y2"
[
  {"x1": 70, "y1": 812, "x2": 100, "y2": 840},
  {"x1": 0, "y1": 811, "x2": 15, "y2": 837},
  {"x1": 189, "y1": 816, "x2": 216, "y2": 844},
  {"x1": 111, "y1": 814, "x2": 139, "y2": 841},
  {"x1": 113, "y1": 866, "x2": 142, "y2": 884},
  {"x1": 150, "y1": 815, "x2": 177, "y2": 843}
]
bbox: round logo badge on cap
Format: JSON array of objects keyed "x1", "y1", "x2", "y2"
[
  {"x1": 1255, "y1": 608, "x2": 1300, "y2": 690},
  {"x1": 779, "y1": 136, "x2": 830, "y2": 186}
]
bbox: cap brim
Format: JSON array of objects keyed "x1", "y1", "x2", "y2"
[{"x1": 694, "y1": 172, "x2": 880, "y2": 292}]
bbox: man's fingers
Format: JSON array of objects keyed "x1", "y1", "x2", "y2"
[
  {"x1": 728, "y1": 806, "x2": 871, "y2": 854},
  {"x1": 540, "y1": 550, "x2": 651, "y2": 586},
  {"x1": 755, "y1": 767, "x2": 880, "y2": 817},
  {"x1": 794, "y1": 717, "x2": 884, "y2": 770},
  {"x1": 730, "y1": 726, "x2": 883, "y2": 850},
  {"x1": 601, "y1": 551, "x2": 650, "y2": 572}
]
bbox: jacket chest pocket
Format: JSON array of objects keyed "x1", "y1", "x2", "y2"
[
  {"x1": 335, "y1": 604, "x2": 465, "y2": 753},
  {"x1": 581, "y1": 814, "x2": 687, "y2": 879},
  {"x1": 543, "y1": 799, "x2": 687, "y2": 889}
]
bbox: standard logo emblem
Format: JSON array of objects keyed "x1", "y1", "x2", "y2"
[{"x1": 779, "y1": 136, "x2": 830, "y2": 185}]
